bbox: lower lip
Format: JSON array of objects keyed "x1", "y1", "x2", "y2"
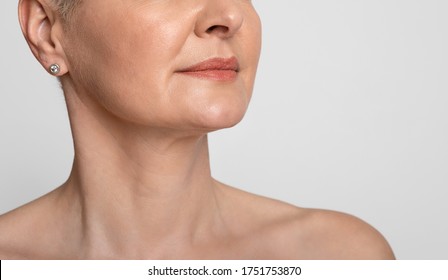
[{"x1": 178, "y1": 70, "x2": 238, "y2": 81}]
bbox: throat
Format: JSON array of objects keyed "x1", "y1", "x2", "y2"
[
  {"x1": 60, "y1": 130, "x2": 226, "y2": 257},
  {"x1": 60, "y1": 173, "x2": 226, "y2": 258}
]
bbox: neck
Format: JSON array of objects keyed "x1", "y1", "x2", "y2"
[{"x1": 59, "y1": 84, "x2": 226, "y2": 258}]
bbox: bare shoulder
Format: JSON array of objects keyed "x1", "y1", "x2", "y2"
[
  {"x1": 0, "y1": 189, "x2": 64, "y2": 259},
  {"x1": 297, "y1": 209, "x2": 395, "y2": 259},
  {"x1": 0, "y1": 206, "x2": 32, "y2": 259},
  {"x1": 216, "y1": 183, "x2": 395, "y2": 259}
]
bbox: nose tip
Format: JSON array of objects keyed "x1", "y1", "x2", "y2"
[{"x1": 195, "y1": 2, "x2": 244, "y2": 39}]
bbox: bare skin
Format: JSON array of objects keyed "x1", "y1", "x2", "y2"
[
  {"x1": 0, "y1": 179, "x2": 394, "y2": 259},
  {"x1": 0, "y1": 178, "x2": 394, "y2": 259},
  {"x1": 0, "y1": 0, "x2": 394, "y2": 259}
]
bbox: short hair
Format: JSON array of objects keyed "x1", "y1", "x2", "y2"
[{"x1": 51, "y1": 0, "x2": 82, "y2": 20}]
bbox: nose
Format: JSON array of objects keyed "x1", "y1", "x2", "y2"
[{"x1": 194, "y1": 0, "x2": 244, "y2": 39}]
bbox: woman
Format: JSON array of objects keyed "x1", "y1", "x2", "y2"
[{"x1": 0, "y1": 0, "x2": 394, "y2": 259}]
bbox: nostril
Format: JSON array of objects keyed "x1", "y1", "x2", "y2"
[{"x1": 206, "y1": 25, "x2": 229, "y2": 34}]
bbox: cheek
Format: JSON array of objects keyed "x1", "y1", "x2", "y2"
[
  {"x1": 234, "y1": 10, "x2": 262, "y2": 105},
  {"x1": 65, "y1": 9, "x2": 190, "y2": 125},
  {"x1": 245, "y1": 11, "x2": 262, "y2": 87},
  {"x1": 63, "y1": 4, "x2": 262, "y2": 131}
]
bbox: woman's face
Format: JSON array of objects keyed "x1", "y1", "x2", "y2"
[{"x1": 62, "y1": 0, "x2": 261, "y2": 132}]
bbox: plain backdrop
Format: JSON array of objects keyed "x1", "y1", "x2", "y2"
[{"x1": 1, "y1": 1, "x2": 447, "y2": 259}]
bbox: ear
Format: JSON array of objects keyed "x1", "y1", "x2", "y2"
[{"x1": 18, "y1": 0, "x2": 68, "y2": 76}]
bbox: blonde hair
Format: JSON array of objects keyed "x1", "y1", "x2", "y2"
[{"x1": 51, "y1": 0, "x2": 82, "y2": 20}]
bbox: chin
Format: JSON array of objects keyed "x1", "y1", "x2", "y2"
[
  {"x1": 194, "y1": 101, "x2": 249, "y2": 132},
  {"x1": 179, "y1": 83, "x2": 251, "y2": 132}
]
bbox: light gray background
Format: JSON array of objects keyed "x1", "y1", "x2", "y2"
[{"x1": 1, "y1": 1, "x2": 447, "y2": 259}]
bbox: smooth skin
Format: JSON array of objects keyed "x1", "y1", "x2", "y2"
[{"x1": 0, "y1": 0, "x2": 394, "y2": 259}]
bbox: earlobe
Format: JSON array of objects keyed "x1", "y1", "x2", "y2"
[{"x1": 18, "y1": 0, "x2": 68, "y2": 76}]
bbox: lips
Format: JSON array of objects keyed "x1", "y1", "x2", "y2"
[{"x1": 177, "y1": 57, "x2": 239, "y2": 81}]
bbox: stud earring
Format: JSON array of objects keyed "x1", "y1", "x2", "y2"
[{"x1": 49, "y1": 64, "x2": 61, "y2": 75}]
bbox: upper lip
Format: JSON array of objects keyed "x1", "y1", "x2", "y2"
[{"x1": 178, "y1": 57, "x2": 240, "y2": 72}]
